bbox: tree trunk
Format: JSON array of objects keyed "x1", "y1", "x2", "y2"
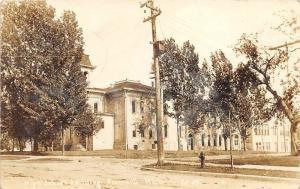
[
  {"x1": 176, "y1": 117, "x2": 181, "y2": 151},
  {"x1": 229, "y1": 111, "x2": 233, "y2": 169},
  {"x1": 33, "y1": 138, "x2": 39, "y2": 152},
  {"x1": 229, "y1": 133, "x2": 233, "y2": 169},
  {"x1": 224, "y1": 137, "x2": 228, "y2": 151},
  {"x1": 61, "y1": 127, "x2": 65, "y2": 156},
  {"x1": 291, "y1": 123, "x2": 298, "y2": 156},
  {"x1": 85, "y1": 135, "x2": 88, "y2": 151},
  {"x1": 12, "y1": 138, "x2": 15, "y2": 152},
  {"x1": 243, "y1": 138, "x2": 247, "y2": 151},
  {"x1": 265, "y1": 85, "x2": 299, "y2": 156},
  {"x1": 30, "y1": 139, "x2": 33, "y2": 152},
  {"x1": 18, "y1": 138, "x2": 23, "y2": 152}
]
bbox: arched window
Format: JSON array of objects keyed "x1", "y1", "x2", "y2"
[
  {"x1": 213, "y1": 135, "x2": 217, "y2": 146},
  {"x1": 149, "y1": 129, "x2": 152, "y2": 139},
  {"x1": 132, "y1": 100, "x2": 136, "y2": 113},
  {"x1": 164, "y1": 125, "x2": 168, "y2": 138},
  {"x1": 94, "y1": 103, "x2": 98, "y2": 113},
  {"x1": 140, "y1": 101, "x2": 144, "y2": 113},
  {"x1": 208, "y1": 135, "x2": 211, "y2": 146},
  {"x1": 219, "y1": 135, "x2": 222, "y2": 146},
  {"x1": 234, "y1": 135, "x2": 239, "y2": 145},
  {"x1": 201, "y1": 134, "x2": 205, "y2": 146}
]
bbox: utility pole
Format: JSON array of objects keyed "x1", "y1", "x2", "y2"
[{"x1": 140, "y1": 0, "x2": 164, "y2": 165}]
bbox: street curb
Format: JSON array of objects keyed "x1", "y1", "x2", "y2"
[{"x1": 141, "y1": 167, "x2": 300, "y2": 183}]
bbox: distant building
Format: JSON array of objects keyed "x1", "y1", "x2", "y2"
[
  {"x1": 247, "y1": 117, "x2": 291, "y2": 152},
  {"x1": 65, "y1": 54, "x2": 291, "y2": 153}
]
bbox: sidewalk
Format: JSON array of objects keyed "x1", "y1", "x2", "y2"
[{"x1": 141, "y1": 166, "x2": 300, "y2": 184}]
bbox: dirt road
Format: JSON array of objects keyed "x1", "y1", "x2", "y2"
[{"x1": 0, "y1": 156, "x2": 298, "y2": 189}]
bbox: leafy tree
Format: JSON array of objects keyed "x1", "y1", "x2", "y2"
[
  {"x1": 181, "y1": 41, "x2": 210, "y2": 134},
  {"x1": 159, "y1": 38, "x2": 210, "y2": 150},
  {"x1": 209, "y1": 51, "x2": 236, "y2": 158},
  {"x1": 1, "y1": 0, "x2": 60, "y2": 151},
  {"x1": 234, "y1": 34, "x2": 300, "y2": 155},
  {"x1": 1, "y1": 0, "x2": 94, "y2": 152},
  {"x1": 233, "y1": 63, "x2": 274, "y2": 151},
  {"x1": 208, "y1": 50, "x2": 272, "y2": 167},
  {"x1": 159, "y1": 38, "x2": 184, "y2": 150}
]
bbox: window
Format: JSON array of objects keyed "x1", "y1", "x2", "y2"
[
  {"x1": 94, "y1": 103, "x2": 98, "y2": 113},
  {"x1": 163, "y1": 104, "x2": 168, "y2": 115},
  {"x1": 234, "y1": 135, "x2": 239, "y2": 145},
  {"x1": 140, "y1": 101, "x2": 144, "y2": 113},
  {"x1": 149, "y1": 129, "x2": 152, "y2": 139},
  {"x1": 219, "y1": 136, "x2": 222, "y2": 146},
  {"x1": 213, "y1": 135, "x2": 217, "y2": 147},
  {"x1": 133, "y1": 145, "x2": 138, "y2": 150},
  {"x1": 208, "y1": 135, "x2": 211, "y2": 146},
  {"x1": 201, "y1": 134, "x2": 205, "y2": 146},
  {"x1": 133, "y1": 130, "x2": 136, "y2": 137},
  {"x1": 164, "y1": 125, "x2": 168, "y2": 138},
  {"x1": 101, "y1": 121, "x2": 104, "y2": 129},
  {"x1": 141, "y1": 130, "x2": 144, "y2": 138},
  {"x1": 152, "y1": 144, "x2": 156, "y2": 149},
  {"x1": 254, "y1": 128, "x2": 257, "y2": 135},
  {"x1": 132, "y1": 100, "x2": 136, "y2": 113}
]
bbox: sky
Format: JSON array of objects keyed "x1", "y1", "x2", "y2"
[{"x1": 46, "y1": 0, "x2": 300, "y2": 88}]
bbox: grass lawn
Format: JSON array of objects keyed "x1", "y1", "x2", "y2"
[
  {"x1": 1, "y1": 150, "x2": 277, "y2": 159},
  {"x1": 206, "y1": 156, "x2": 300, "y2": 167},
  {"x1": 145, "y1": 163, "x2": 300, "y2": 179}
]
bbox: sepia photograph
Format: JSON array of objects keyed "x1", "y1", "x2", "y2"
[{"x1": 0, "y1": 0, "x2": 300, "y2": 188}]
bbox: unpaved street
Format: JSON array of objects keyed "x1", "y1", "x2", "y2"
[{"x1": 0, "y1": 156, "x2": 299, "y2": 189}]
